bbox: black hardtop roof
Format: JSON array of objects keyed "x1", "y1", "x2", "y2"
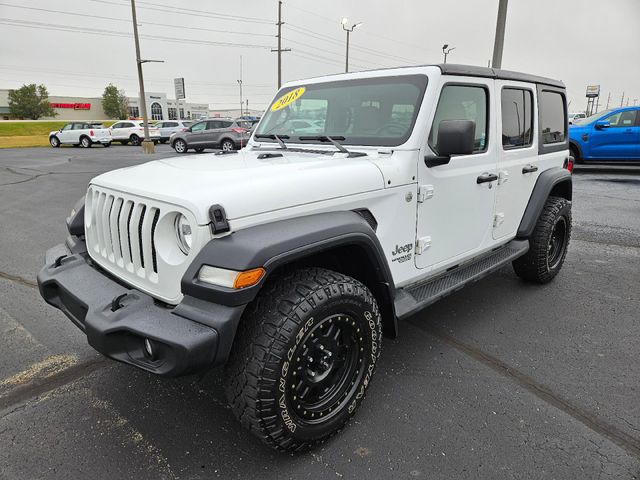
[{"x1": 437, "y1": 64, "x2": 565, "y2": 89}]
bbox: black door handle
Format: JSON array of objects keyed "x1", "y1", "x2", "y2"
[
  {"x1": 522, "y1": 164, "x2": 538, "y2": 174},
  {"x1": 477, "y1": 173, "x2": 498, "y2": 184}
]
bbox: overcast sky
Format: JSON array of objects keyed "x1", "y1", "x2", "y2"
[{"x1": 1, "y1": 0, "x2": 639, "y2": 112}]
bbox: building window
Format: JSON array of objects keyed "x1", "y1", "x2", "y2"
[
  {"x1": 151, "y1": 102, "x2": 163, "y2": 121},
  {"x1": 128, "y1": 106, "x2": 139, "y2": 118},
  {"x1": 168, "y1": 107, "x2": 177, "y2": 120},
  {"x1": 179, "y1": 108, "x2": 184, "y2": 119},
  {"x1": 501, "y1": 88, "x2": 533, "y2": 149}
]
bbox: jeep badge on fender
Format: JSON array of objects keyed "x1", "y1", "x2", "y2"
[{"x1": 37, "y1": 63, "x2": 572, "y2": 452}]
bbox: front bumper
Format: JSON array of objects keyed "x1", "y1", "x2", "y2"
[{"x1": 37, "y1": 241, "x2": 245, "y2": 376}]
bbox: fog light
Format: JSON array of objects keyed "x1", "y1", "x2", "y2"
[{"x1": 143, "y1": 338, "x2": 155, "y2": 359}]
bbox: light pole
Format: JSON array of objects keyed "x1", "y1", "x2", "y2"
[
  {"x1": 130, "y1": 0, "x2": 163, "y2": 153},
  {"x1": 491, "y1": 0, "x2": 509, "y2": 69},
  {"x1": 442, "y1": 44, "x2": 455, "y2": 64},
  {"x1": 237, "y1": 55, "x2": 243, "y2": 118},
  {"x1": 341, "y1": 18, "x2": 362, "y2": 73}
]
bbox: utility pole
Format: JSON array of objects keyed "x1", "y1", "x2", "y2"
[
  {"x1": 130, "y1": 0, "x2": 163, "y2": 153},
  {"x1": 341, "y1": 18, "x2": 363, "y2": 73},
  {"x1": 271, "y1": 0, "x2": 291, "y2": 89},
  {"x1": 491, "y1": 0, "x2": 509, "y2": 69},
  {"x1": 620, "y1": 92, "x2": 625, "y2": 107},
  {"x1": 606, "y1": 92, "x2": 611, "y2": 109},
  {"x1": 237, "y1": 55, "x2": 243, "y2": 117}
]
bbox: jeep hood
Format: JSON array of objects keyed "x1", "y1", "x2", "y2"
[{"x1": 90, "y1": 149, "x2": 385, "y2": 224}]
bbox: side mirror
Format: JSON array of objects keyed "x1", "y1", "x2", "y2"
[
  {"x1": 595, "y1": 120, "x2": 610, "y2": 130},
  {"x1": 425, "y1": 120, "x2": 476, "y2": 167}
]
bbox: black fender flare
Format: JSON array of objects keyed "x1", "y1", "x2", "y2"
[
  {"x1": 181, "y1": 211, "x2": 398, "y2": 335},
  {"x1": 517, "y1": 167, "x2": 572, "y2": 238}
]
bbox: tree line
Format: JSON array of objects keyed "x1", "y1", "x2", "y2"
[{"x1": 7, "y1": 83, "x2": 129, "y2": 120}]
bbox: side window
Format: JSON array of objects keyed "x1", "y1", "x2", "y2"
[
  {"x1": 72, "y1": 123, "x2": 84, "y2": 130},
  {"x1": 165, "y1": 122, "x2": 178, "y2": 128},
  {"x1": 220, "y1": 121, "x2": 233, "y2": 128},
  {"x1": 206, "y1": 121, "x2": 219, "y2": 130},
  {"x1": 607, "y1": 110, "x2": 637, "y2": 127},
  {"x1": 62, "y1": 124, "x2": 73, "y2": 131},
  {"x1": 123, "y1": 122, "x2": 134, "y2": 128},
  {"x1": 111, "y1": 123, "x2": 121, "y2": 129},
  {"x1": 539, "y1": 91, "x2": 566, "y2": 144},
  {"x1": 191, "y1": 122, "x2": 206, "y2": 132},
  {"x1": 155, "y1": 122, "x2": 164, "y2": 128},
  {"x1": 429, "y1": 84, "x2": 488, "y2": 154},
  {"x1": 501, "y1": 88, "x2": 533, "y2": 149}
]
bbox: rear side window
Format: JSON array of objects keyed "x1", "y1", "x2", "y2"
[
  {"x1": 429, "y1": 84, "x2": 488, "y2": 154},
  {"x1": 539, "y1": 91, "x2": 566, "y2": 144},
  {"x1": 220, "y1": 121, "x2": 233, "y2": 128},
  {"x1": 501, "y1": 88, "x2": 533, "y2": 149}
]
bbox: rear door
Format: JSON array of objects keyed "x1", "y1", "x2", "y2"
[
  {"x1": 493, "y1": 82, "x2": 538, "y2": 239},
  {"x1": 215, "y1": 120, "x2": 234, "y2": 146},
  {"x1": 589, "y1": 109, "x2": 640, "y2": 159}
]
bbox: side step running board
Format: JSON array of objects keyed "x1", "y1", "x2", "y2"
[{"x1": 394, "y1": 239, "x2": 529, "y2": 320}]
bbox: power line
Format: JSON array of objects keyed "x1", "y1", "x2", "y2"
[
  {"x1": 86, "y1": 0, "x2": 272, "y2": 25},
  {"x1": 283, "y1": 37, "x2": 390, "y2": 70},
  {"x1": 0, "y1": 19, "x2": 272, "y2": 49},
  {"x1": 286, "y1": 23, "x2": 420, "y2": 65},
  {"x1": 0, "y1": 2, "x2": 274, "y2": 37},
  {"x1": 287, "y1": 3, "x2": 431, "y2": 57}
]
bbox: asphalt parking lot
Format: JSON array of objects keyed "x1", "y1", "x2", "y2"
[{"x1": 0, "y1": 145, "x2": 639, "y2": 479}]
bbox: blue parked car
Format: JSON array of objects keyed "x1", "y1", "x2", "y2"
[{"x1": 569, "y1": 107, "x2": 640, "y2": 162}]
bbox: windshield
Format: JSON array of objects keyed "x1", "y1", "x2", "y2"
[
  {"x1": 255, "y1": 74, "x2": 428, "y2": 147},
  {"x1": 572, "y1": 109, "x2": 613, "y2": 125}
]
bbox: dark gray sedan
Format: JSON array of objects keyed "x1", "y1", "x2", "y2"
[{"x1": 170, "y1": 119, "x2": 252, "y2": 153}]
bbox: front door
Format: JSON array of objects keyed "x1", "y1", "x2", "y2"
[
  {"x1": 57, "y1": 124, "x2": 74, "y2": 143},
  {"x1": 186, "y1": 121, "x2": 207, "y2": 145},
  {"x1": 589, "y1": 109, "x2": 640, "y2": 159},
  {"x1": 415, "y1": 80, "x2": 498, "y2": 271}
]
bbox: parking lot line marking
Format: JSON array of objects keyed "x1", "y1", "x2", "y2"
[
  {"x1": 410, "y1": 321, "x2": 640, "y2": 459},
  {"x1": 0, "y1": 357, "x2": 108, "y2": 412},
  {"x1": 0, "y1": 270, "x2": 38, "y2": 289}
]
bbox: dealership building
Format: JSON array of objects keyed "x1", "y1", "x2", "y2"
[{"x1": 0, "y1": 89, "x2": 210, "y2": 121}]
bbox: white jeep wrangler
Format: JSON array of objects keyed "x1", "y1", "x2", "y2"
[{"x1": 38, "y1": 64, "x2": 573, "y2": 452}]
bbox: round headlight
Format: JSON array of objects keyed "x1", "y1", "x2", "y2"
[{"x1": 174, "y1": 214, "x2": 192, "y2": 255}]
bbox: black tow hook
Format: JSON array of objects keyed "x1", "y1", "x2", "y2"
[
  {"x1": 110, "y1": 293, "x2": 129, "y2": 312},
  {"x1": 53, "y1": 255, "x2": 68, "y2": 268}
]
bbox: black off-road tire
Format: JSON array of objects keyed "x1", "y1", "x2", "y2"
[
  {"x1": 513, "y1": 196, "x2": 571, "y2": 284},
  {"x1": 224, "y1": 268, "x2": 382, "y2": 452}
]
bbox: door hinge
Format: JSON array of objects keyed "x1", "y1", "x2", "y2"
[
  {"x1": 493, "y1": 213, "x2": 505, "y2": 227},
  {"x1": 415, "y1": 236, "x2": 432, "y2": 254},
  {"x1": 498, "y1": 170, "x2": 509, "y2": 185},
  {"x1": 417, "y1": 185, "x2": 434, "y2": 203}
]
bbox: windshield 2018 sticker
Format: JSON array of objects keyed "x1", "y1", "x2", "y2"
[{"x1": 271, "y1": 87, "x2": 306, "y2": 112}]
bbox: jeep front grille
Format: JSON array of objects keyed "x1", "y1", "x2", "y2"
[{"x1": 87, "y1": 189, "x2": 159, "y2": 280}]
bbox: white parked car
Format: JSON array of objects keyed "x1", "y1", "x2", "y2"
[
  {"x1": 49, "y1": 122, "x2": 111, "y2": 148},
  {"x1": 154, "y1": 120, "x2": 192, "y2": 143},
  {"x1": 39, "y1": 63, "x2": 573, "y2": 452},
  {"x1": 568, "y1": 112, "x2": 586, "y2": 124},
  {"x1": 109, "y1": 120, "x2": 161, "y2": 146}
]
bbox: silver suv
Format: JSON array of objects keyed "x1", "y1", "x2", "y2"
[{"x1": 170, "y1": 119, "x2": 252, "y2": 153}]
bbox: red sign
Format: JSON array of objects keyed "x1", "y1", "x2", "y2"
[{"x1": 50, "y1": 103, "x2": 91, "y2": 110}]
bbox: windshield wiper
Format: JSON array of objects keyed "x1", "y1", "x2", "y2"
[
  {"x1": 254, "y1": 134, "x2": 289, "y2": 149},
  {"x1": 298, "y1": 135, "x2": 365, "y2": 158}
]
